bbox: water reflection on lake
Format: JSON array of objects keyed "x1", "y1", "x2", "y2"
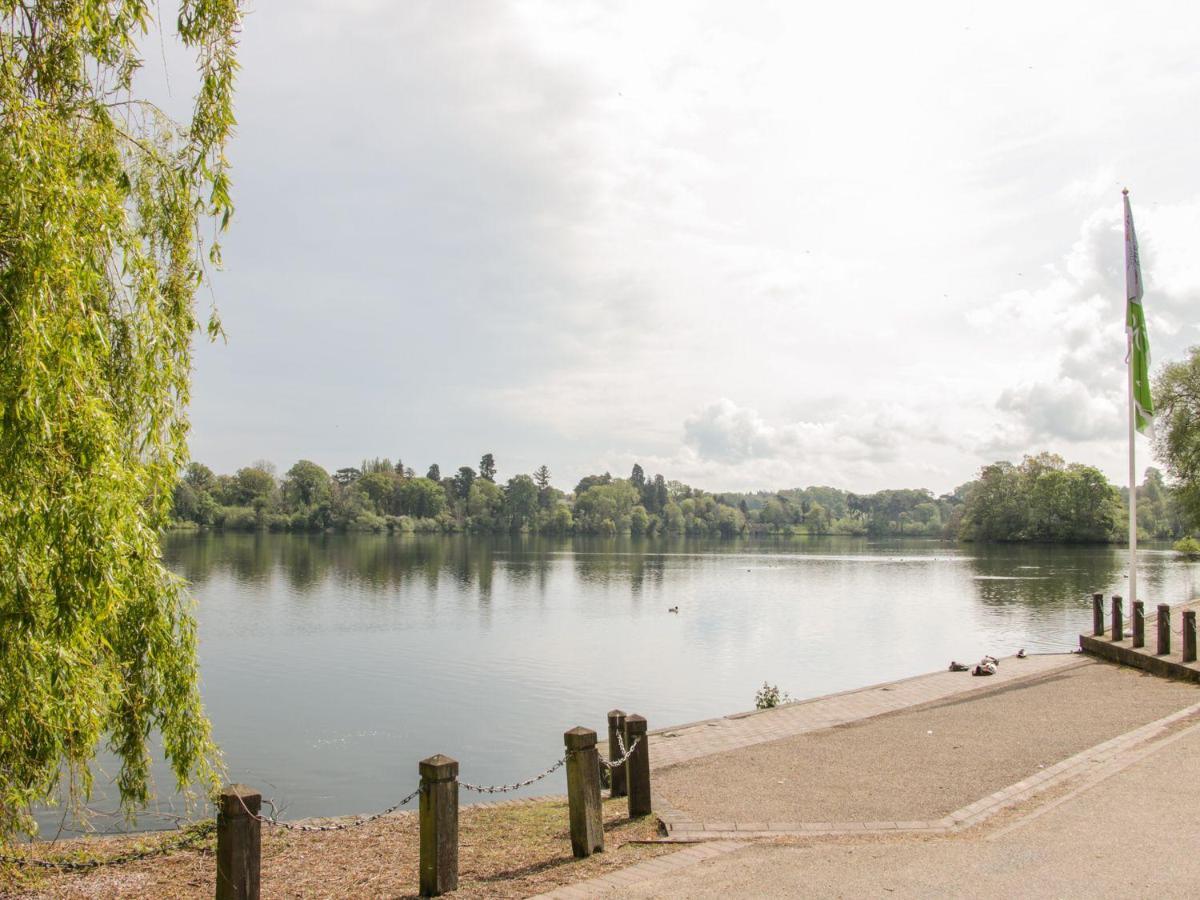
[{"x1": 46, "y1": 533, "x2": 1199, "y2": 833}]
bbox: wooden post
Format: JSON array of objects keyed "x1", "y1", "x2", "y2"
[
  {"x1": 419, "y1": 755, "x2": 459, "y2": 897},
  {"x1": 1093, "y1": 593, "x2": 1104, "y2": 636},
  {"x1": 564, "y1": 727, "x2": 604, "y2": 858},
  {"x1": 1132, "y1": 600, "x2": 1145, "y2": 648},
  {"x1": 1157, "y1": 603, "x2": 1171, "y2": 656},
  {"x1": 1183, "y1": 611, "x2": 1197, "y2": 664},
  {"x1": 607, "y1": 709, "x2": 628, "y2": 798},
  {"x1": 1111, "y1": 595, "x2": 1123, "y2": 642},
  {"x1": 216, "y1": 785, "x2": 261, "y2": 900},
  {"x1": 625, "y1": 714, "x2": 652, "y2": 818}
]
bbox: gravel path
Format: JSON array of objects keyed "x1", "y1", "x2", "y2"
[{"x1": 656, "y1": 660, "x2": 1200, "y2": 823}]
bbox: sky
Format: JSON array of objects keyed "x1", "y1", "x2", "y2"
[{"x1": 157, "y1": 0, "x2": 1200, "y2": 494}]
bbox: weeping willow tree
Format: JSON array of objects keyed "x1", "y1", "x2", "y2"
[{"x1": 0, "y1": 1, "x2": 241, "y2": 837}]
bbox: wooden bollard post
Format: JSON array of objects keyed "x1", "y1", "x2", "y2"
[
  {"x1": 1183, "y1": 611, "x2": 1197, "y2": 664},
  {"x1": 1132, "y1": 600, "x2": 1145, "y2": 648},
  {"x1": 217, "y1": 785, "x2": 261, "y2": 900},
  {"x1": 1111, "y1": 595, "x2": 1123, "y2": 642},
  {"x1": 607, "y1": 710, "x2": 628, "y2": 798},
  {"x1": 419, "y1": 755, "x2": 459, "y2": 897},
  {"x1": 1158, "y1": 604, "x2": 1171, "y2": 656},
  {"x1": 1093, "y1": 593, "x2": 1104, "y2": 636},
  {"x1": 625, "y1": 714, "x2": 652, "y2": 818},
  {"x1": 564, "y1": 727, "x2": 604, "y2": 858}
]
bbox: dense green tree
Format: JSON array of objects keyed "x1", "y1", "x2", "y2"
[
  {"x1": 807, "y1": 501, "x2": 832, "y2": 534},
  {"x1": 630, "y1": 463, "x2": 646, "y2": 490},
  {"x1": 960, "y1": 462, "x2": 1027, "y2": 540},
  {"x1": 334, "y1": 467, "x2": 361, "y2": 486},
  {"x1": 356, "y1": 470, "x2": 396, "y2": 513},
  {"x1": 361, "y1": 457, "x2": 393, "y2": 475},
  {"x1": 467, "y1": 478, "x2": 503, "y2": 529},
  {"x1": 0, "y1": 0, "x2": 240, "y2": 836},
  {"x1": 503, "y1": 475, "x2": 538, "y2": 530},
  {"x1": 184, "y1": 462, "x2": 217, "y2": 494},
  {"x1": 574, "y1": 479, "x2": 640, "y2": 532},
  {"x1": 283, "y1": 460, "x2": 332, "y2": 508},
  {"x1": 653, "y1": 474, "x2": 668, "y2": 513},
  {"x1": 1154, "y1": 347, "x2": 1200, "y2": 530},
  {"x1": 454, "y1": 466, "x2": 476, "y2": 500},
  {"x1": 533, "y1": 464, "x2": 552, "y2": 508},
  {"x1": 574, "y1": 472, "x2": 612, "y2": 496},
  {"x1": 959, "y1": 455, "x2": 1121, "y2": 542},
  {"x1": 232, "y1": 466, "x2": 276, "y2": 507},
  {"x1": 479, "y1": 453, "x2": 496, "y2": 482},
  {"x1": 426, "y1": 464, "x2": 441, "y2": 482},
  {"x1": 172, "y1": 482, "x2": 201, "y2": 523},
  {"x1": 395, "y1": 477, "x2": 447, "y2": 519}
]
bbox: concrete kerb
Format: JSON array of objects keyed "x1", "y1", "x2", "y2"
[{"x1": 643, "y1": 652, "x2": 1080, "y2": 745}]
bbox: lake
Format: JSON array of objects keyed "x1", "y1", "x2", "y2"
[{"x1": 40, "y1": 532, "x2": 1199, "y2": 835}]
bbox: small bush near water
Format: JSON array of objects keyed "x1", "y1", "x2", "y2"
[
  {"x1": 755, "y1": 682, "x2": 791, "y2": 710},
  {"x1": 1175, "y1": 536, "x2": 1200, "y2": 557}
]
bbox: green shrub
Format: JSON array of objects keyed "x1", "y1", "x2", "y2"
[
  {"x1": 754, "y1": 682, "x2": 791, "y2": 710},
  {"x1": 347, "y1": 512, "x2": 386, "y2": 533},
  {"x1": 216, "y1": 506, "x2": 257, "y2": 531},
  {"x1": 1174, "y1": 536, "x2": 1200, "y2": 557}
]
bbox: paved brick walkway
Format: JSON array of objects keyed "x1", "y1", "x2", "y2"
[
  {"x1": 533, "y1": 685, "x2": 1200, "y2": 898},
  {"x1": 646, "y1": 652, "x2": 1082, "y2": 770}
]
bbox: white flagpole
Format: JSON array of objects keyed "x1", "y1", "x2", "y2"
[
  {"x1": 1128, "y1": 328, "x2": 1137, "y2": 611},
  {"x1": 1124, "y1": 188, "x2": 1137, "y2": 612}
]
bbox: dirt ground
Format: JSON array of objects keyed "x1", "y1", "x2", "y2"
[{"x1": 1, "y1": 796, "x2": 668, "y2": 899}]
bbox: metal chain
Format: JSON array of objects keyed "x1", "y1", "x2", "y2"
[
  {"x1": 0, "y1": 821, "x2": 216, "y2": 871},
  {"x1": 600, "y1": 734, "x2": 640, "y2": 770},
  {"x1": 459, "y1": 756, "x2": 567, "y2": 794},
  {"x1": 238, "y1": 785, "x2": 422, "y2": 832}
]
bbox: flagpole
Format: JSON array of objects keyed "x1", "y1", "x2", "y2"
[
  {"x1": 1124, "y1": 188, "x2": 1137, "y2": 612},
  {"x1": 1128, "y1": 327, "x2": 1138, "y2": 611}
]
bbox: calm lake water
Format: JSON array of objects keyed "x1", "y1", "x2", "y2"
[{"x1": 42, "y1": 533, "x2": 1200, "y2": 834}]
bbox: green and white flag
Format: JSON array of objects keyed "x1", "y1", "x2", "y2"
[{"x1": 1124, "y1": 191, "x2": 1154, "y2": 436}]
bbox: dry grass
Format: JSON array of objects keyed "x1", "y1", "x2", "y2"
[{"x1": 2, "y1": 796, "x2": 670, "y2": 899}]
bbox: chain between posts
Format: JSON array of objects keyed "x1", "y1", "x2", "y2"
[
  {"x1": 459, "y1": 756, "x2": 567, "y2": 794},
  {"x1": 238, "y1": 785, "x2": 423, "y2": 832},
  {"x1": 0, "y1": 821, "x2": 216, "y2": 871},
  {"x1": 6, "y1": 735, "x2": 636, "y2": 865},
  {"x1": 599, "y1": 733, "x2": 640, "y2": 770}
]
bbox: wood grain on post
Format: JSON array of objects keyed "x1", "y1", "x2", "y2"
[
  {"x1": 1111, "y1": 595, "x2": 1123, "y2": 642},
  {"x1": 1183, "y1": 611, "x2": 1197, "y2": 664},
  {"x1": 1093, "y1": 593, "x2": 1104, "y2": 637},
  {"x1": 625, "y1": 714, "x2": 652, "y2": 818},
  {"x1": 1132, "y1": 600, "x2": 1145, "y2": 648},
  {"x1": 419, "y1": 754, "x2": 459, "y2": 897},
  {"x1": 607, "y1": 709, "x2": 628, "y2": 798},
  {"x1": 217, "y1": 785, "x2": 261, "y2": 900},
  {"x1": 564, "y1": 727, "x2": 604, "y2": 858},
  {"x1": 1158, "y1": 603, "x2": 1171, "y2": 656}
]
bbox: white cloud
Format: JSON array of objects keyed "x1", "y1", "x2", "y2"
[
  {"x1": 177, "y1": 0, "x2": 1200, "y2": 495},
  {"x1": 972, "y1": 198, "x2": 1200, "y2": 457}
]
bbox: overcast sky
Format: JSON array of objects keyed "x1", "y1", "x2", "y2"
[{"x1": 165, "y1": 0, "x2": 1200, "y2": 494}]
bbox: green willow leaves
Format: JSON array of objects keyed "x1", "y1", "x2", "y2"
[{"x1": 0, "y1": 1, "x2": 241, "y2": 836}]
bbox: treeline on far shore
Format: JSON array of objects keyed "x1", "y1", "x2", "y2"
[{"x1": 170, "y1": 451, "x2": 1193, "y2": 544}]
